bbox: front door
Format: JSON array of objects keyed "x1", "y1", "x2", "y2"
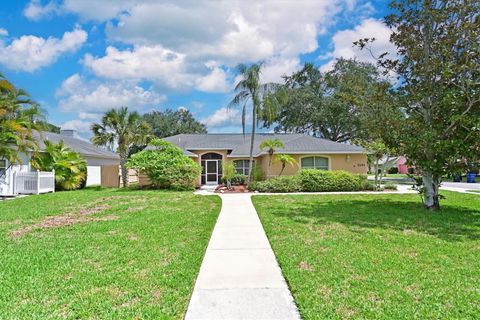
[{"x1": 205, "y1": 160, "x2": 218, "y2": 184}]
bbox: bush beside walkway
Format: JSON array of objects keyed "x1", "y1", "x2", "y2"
[{"x1": 249, "y1": 169, "x2": 372, "y2": 193}]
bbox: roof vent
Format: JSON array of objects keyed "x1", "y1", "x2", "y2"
[{"x1": 60, "y1": 129, "x2": 78, "y2": 138}]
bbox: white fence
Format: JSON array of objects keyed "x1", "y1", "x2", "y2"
[{"x1": 14, "y1": 170, "x2": 55, "y2": 195}]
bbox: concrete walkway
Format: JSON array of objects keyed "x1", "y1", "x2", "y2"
[{"x1": 185, "y1": 194, "x2": 300, "y2": 320}]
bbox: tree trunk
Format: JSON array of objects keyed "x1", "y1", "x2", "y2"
[
  {"x1": 378, "y1": 155, "x2": 392, "y2": 187},
  {"x1": 266, "y1": 152, "x2": 273, "y2": 178},
  {"x1": 247, "y1": 104, "x2": 256, "y2": 183},
  {"x1": 279, "y1": 163, "x2": 285, "y2": 176},
  {"x1": 374, "y1": 158, "x2": 380, "y2": 189},
  {"x1": 120, "y1": 151, "x2": 128, "y2": 187},
  {"x1": 422, "y1": 172, "x2": 440, "y2": 210}
]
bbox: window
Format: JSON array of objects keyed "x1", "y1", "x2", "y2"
[
  {"x1": 234, "y1": 160, "x2": 255, "y2": 175},
  {"x1": 0, "y1": 159, "x2": 6, "y2": 177},
  {"x1": 301, "y1": 156, "x2": 329, "y2": 170}
]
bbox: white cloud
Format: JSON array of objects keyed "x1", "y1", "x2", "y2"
[
  {"x1": 195, "y1": 62, "x2": 230, "y2": 93},
  {"x1": 83, "y1": 45, "x2": 192, "y2": 89},
  {"x1": 260, "y1": 57, "x2": 302, "y2": 83},
  {"x1": 56, "y1": 73, "x2": 166, "y2": 113},
  {"x1": 103, "y1": 1, "x2": 342, "y2": 62},
  {"x1": 66, "y1": 0, "x2": 354, "y2": 91},
  {"x1": 0, "y1": 27, "x2": 87, "y2": 72},
  {"x1": 200, "y1": 107, "x2": 241, "y2": 128},
  {"x1": 0, "y1": 28, "x2": 8, "y2": 37},
  {"x1": 23, "y1": 0, "x2": 61, "y2": 20},
  {"x1": 60, "y1": 119, "x2": 92, "y2": 134},
  {"x1": 321, "y1": 18, "x2": 395, "y2": 71},
  {"x1": 84, "y1": 46, "x2": 232, "y2": 93},
  {"x1": 78, "y1": 112, "x2": 101, "y2": 120}
]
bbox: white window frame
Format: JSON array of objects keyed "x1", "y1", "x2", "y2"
[
  {"x1": 234, "y1": 160, "x2": 255, "y2": 175},
  {"x1": 300, "y1": 156, "x2": 330, "y2": 170}
]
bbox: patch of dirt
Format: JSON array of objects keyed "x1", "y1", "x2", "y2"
[
  {"x1": 127, "y1": 234, "x2": 138, "y2": 241},
  {"x1": 10, "y1": 200, "x2": 116, "y2": 238},
  {"x1": 77, "y1": 204, "x2": 111, "y2": 215},
  {"x1": 124, "y1": 206, "x2": 146, "y2": 213},
  {"x1": 10, "y1": 212, "x2": 118, "y2": 238},
  {"x1": 152, "y1": 288, "x2": 162, "y2": 302},
  {"x1": 298, "y1": 261, "x2": 314, "y2": 271},
  {"x1": 10, "y1": 196, "x2": 146, "y2": 238}
]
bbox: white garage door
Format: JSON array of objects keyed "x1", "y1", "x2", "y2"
[{"x1": 86, "y1": 166, "x2": 101, "y2": 186}]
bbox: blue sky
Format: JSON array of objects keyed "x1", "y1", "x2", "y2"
[{"x1": 0, "y1": 0, "x2": 394, "y2": 138}]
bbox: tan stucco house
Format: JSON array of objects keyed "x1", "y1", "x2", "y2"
[{"x1": 160, "y1": 133, "x2": 368, "y2": 186}]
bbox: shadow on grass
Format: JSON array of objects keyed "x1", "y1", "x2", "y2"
[{"x1": 263, "y1": 197, "x2": 480, "y2": 242}]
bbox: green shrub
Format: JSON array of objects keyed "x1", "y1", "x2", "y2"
[
  {"x1": 384, "y1": 182, "x2": 398, "y2": 190},
  {"x1": 222, "y1": 173, "x2": 246, "y2": 185},
  {"x1": 127, "y1": 139, "x2": 201, "y2": 190},
  {"x1": 300, "y1": 169, "x2": 364, "y2": 192},
  {"x1": 248, "y1": 170, "x2": 370, "y2": 193},
  {"x1": 31, "y1": 140, "x2": 87, "y2": 191},
  {"x1": 248, "y1": 175, "x2": 302, "y2": 193},
  {"x1": 251, "y1": 164, "x2": 265, "y2": 181},
  {"x1": 362, "y1": 181, "x2": 377, "y2": 191}
]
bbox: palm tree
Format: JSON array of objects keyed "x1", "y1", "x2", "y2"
[
  {"x1": 0, "y1": 72, "x2": 14, "y2": 93},
  {"x1": 259, "y1": 138, "x2": 285, "y2": 178},
  {"x1": 274, "y1": 154, "x2": 297, "y2": 176},
  {"x1": 229, "y1": 63, "x2": 281, "y2": 182},
  {"x1": 31, "y1": 140, "x2": 87, "y2": 190},
  {"x1": 0, "y1": 76, "x2": 43, "y2": 165},
  {"x1": 91, "y1": 107, "x2": 151, "y2": 187}
]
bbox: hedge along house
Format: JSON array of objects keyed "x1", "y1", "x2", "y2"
[
  {"x1": 160, "y1": 133, "x2": 368, "y2": 186},
  {"x1": 0, "y1": 130, "x2": 120, "y2": 196}
]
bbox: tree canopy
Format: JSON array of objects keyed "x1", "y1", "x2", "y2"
[
  {"x1": 0, "y1": 73, "x2": 43, "y2": 164},
  {"x1": 143, "y1": 108, "x2": 207, "y2": 138},
  {"x1": 265, "y1": 59, "x2": 394, "y2": 143},
  {"x1": 356, "y1": 0, "x2": 480, "y2": 209}
]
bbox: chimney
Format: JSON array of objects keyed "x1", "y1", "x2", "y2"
[{"x1": 60, "y1": 129, "x2": 78, "y2": 138}]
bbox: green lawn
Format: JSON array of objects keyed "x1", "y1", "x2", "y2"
[
  {"x1": 253, "y1": 192, "x2": 480, "y2": 319},
  {"x1": 0, "y1": 188, "x2": 221, "y2": 319}
]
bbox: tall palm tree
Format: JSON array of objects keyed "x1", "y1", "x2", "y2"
[
  {"x1": 91, "y1": 107, "x2": 152, "y2": 187},
  {"x1": 229, "y1": 63, "x2": 281, "y2": 182},
  {"x1": 274, "y1": 154, "x2": 297, "y2": 176},
  {"x1": 0, "y1": 76, "x2": 43, "y2": 165},
  {"x1": 259, "y1": 138, "x2": 285, "y2": 178}
]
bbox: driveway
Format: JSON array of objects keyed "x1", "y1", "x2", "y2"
[{"x1": 441, "y1": 182, "x2": 480, "y2": 190}]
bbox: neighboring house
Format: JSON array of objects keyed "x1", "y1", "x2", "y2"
[
  {"x1": 142, "y1": 133, "x2": 368, "y2": 186},
  {"x1": 378, "y1": 155, "x2": 409, "y2": 174},
  {"x1": 0, "y1": 130, "x2": 120, "y2": 196}
]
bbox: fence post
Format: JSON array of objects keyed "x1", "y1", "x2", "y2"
[
  {"x1": 36, "y1": 169, "x2": 40, "y2": 195},
  {"x1": 52, "y1": 169, "x2": 55, "y2": 193},
  {"x1": 13, "y1": 171, "x2": 16, "y2": 195}
]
